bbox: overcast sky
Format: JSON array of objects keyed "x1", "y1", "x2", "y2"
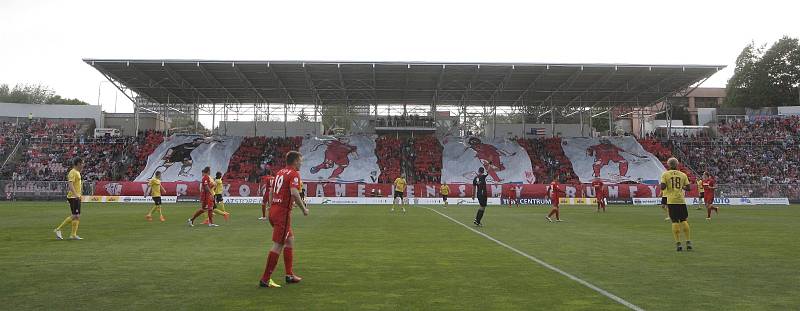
[{"x1": 1, "y1": 0, "x2": 798, "y2": 116}]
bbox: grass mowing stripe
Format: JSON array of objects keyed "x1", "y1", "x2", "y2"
[{"x1": 425, "y1": 207, "x2": 645, "y2": 311}]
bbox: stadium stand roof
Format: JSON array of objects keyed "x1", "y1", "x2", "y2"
[{"x1": 84, "y1": 59, "x2": 724, "y2": 109}]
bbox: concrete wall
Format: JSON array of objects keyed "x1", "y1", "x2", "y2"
[
  {"x1": 0, "y1": 102, "x2": 102, "y2": 126},
  {"x1": 217, "y1": 121, "x2": 322, "y2": 137},
  {"x1": 778, "y1": 106, "x2": 800, "y2": 116},
  {"x1": 103, "y1": 113, "x2": 169, "y2": 135},
  {"x1": 489, "y1": 123, "x2": 592, "y2": 138}
]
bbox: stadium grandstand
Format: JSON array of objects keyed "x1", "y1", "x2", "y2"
[{"x1": 1, "y1": 59, "x2": 797, "y2": 203}]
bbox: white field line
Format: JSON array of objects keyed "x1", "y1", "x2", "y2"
[{"x1": 425, "y1": 207, "x2": 644, "y2": 311}]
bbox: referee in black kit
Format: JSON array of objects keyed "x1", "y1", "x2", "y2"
[{"x1": 472, "y1": 167, "x2": 488, "y2": 226}]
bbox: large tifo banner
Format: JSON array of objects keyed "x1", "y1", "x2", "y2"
[
  {"x1": 441, "y1": 136, "x2": 535, "y2": 184},
  {"x1": 299, "y1": 135, "x2": 380, "y2": 183},
  {"x1": 134, "y1": 135, "x2": 242, "y2": 182},
  {"x1": 561, "y1": 137, "x2": 665, "y2": 183}
]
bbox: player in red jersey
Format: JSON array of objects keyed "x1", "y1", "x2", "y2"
[
  {"x1": 187, "y1": 166, "x2": 218, "y2": 227},
  {"x1": 702, "y1": 172, "x2": 719, "y2": 220},
  {"x1": 309, "y1": 137, "x2": 358, "y2": 180},
  {"x1": 592, "y1": 179, "x2": 606, "y2": 212},
  {"x1": 259, "y1": 151, "x2": 309, "y2": 288},
  {"x1": 258, "y1": 170, "x2": 275, "y2": 220},
  {"x1": 546, "y1": 180, "x2": 565, "y2": 222}
]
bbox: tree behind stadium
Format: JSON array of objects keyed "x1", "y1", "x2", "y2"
[{"x1": 725, "y1": 36, "x2": 800, "y2": 108}]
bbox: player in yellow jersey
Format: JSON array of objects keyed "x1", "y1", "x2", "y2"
[
  {"x1": 53, "y1": 158, "x2": 84, "y2": 240},
  {"x1": 392, "y1": 174, "x2": 407, "y2": 213},
  {"x1": 203, "y1": 172, "x2": 231, "y2": 224},
  {"x1": 695, "y1": 177, "x2": 704, "y2": 210},
  {"x1": 660, "y1": 158, "x2": 693, "y2": 252},
  {"x1": 440, "y1": 183, "x2": 450, "y2": 208},
  {"x1": 144, "y1": 171, "x2": 167, "y2": 222}
]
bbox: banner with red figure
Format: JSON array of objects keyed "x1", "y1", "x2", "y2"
[
  {"x1": 134, "y1": 135, "x2": 242, "y2": 182},
  {"x1": 561, "y1": 137, "x2": 665, "y2": 184},
  {"x1": 441, "y1": 136, "x2": 535, "y2": 184},
  {"x1": 299, "y1": 135, "x2": 381, "y2": 183}
]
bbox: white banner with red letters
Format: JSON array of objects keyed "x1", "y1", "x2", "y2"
[
  {"x1": 441, "y1": 136, "x2": 534, "y2": 184},
  {"x1": 96, "y1": 181, "x2": 689, "y2": 199},
  {"x1": 299, "y1": 135, "x2": 381, "y2": 183},
  {"x1": 561, "y1": 137, "x2": 664, "y2": 184},
  {"x1": 134, "y1": 135, "x2": 242, "y2": 182}
]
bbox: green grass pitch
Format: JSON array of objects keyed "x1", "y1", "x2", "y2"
[{"x1": 1, "y1": 201, "x2": 799, "y2": 310}]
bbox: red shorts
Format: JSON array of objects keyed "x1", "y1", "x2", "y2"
[
  {"x1": 704, "y1": 196, "x2": 714, "y2": 205},
  {"x1": 269, "y1": 207, "x2": 293, "y2": 244},
  {"x1": 201, "y1": 195, "x2": 214, "y2": 210},
  {"x1": 551, "y1": 198, "x2": 560, "y2": 208}
]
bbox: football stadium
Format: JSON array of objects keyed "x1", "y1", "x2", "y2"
[{"x1": 2, "y1": 2, "x2": 800, "y2": 311}]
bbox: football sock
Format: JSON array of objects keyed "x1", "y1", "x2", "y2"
[
  {"x1": 671, "y1": 223, "x2": 681, "y2": 242},
  {"x1": 707, "y1": 207, "x2": 712, "y2": 218},
  {"x1": 216, "y1": 202, "x2": 226, "y2": 212},
  {"x1": 261, "y1": 251, "x2": 280, "y2": 282},
  {"x1": 475, "y1": 209, "x2": 485, "y2": 223},
  {"x1": 157, "y1": 207, "x2": 163, "y2": 217},
  {"x1": 555, "y1": 209, "x2": 560, "y2": 220},
  {"x1": 262, "y1": 205, "x2": 267, "y2": 218},
  {"x1": 148, "y1": 205, "x2": 158, "y2": 216},
  {"x1": 190, "y1": 209, "x2": 205, "y2": 221},
  {"x1": 681, "y1": 221, "x2": 691, "y2": 241},
  {"x1": 283, "y1": 247, "x2": 294, "y2": 275},
  {"x1": 56, "y1": 216, "x2": 72, "y2": 230},
  {"x1": 207, "y1": 210, "x2": 214, "y2": 224},
  {"x1": 213, "y1": 209, "x2": 227, "y2": 216},
  {"x1": 70, "y1": 220, "x2": 80, "y2": 237}
]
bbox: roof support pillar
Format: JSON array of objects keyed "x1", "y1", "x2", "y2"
[
  {"x1": 492, "y1": 100, "x2": 497, "y2": 139},
  {"x1": 609, "y1": 106, "x2": 614, "y2": 136},
  {"x1": 550, "y1": 99, "x2": 555, "y2": 138},
  {"x1": 194, "y1": 101, "x2": 199, "y2": 134},
  {"x1": 212, "y1": 102, "x2": 216, "y2": 136},
  {"x1": 284, "y1": 101, "x2": 288, "y2": 138},
  {"x1": 588, "y1": 109, "x2": 593, "y2": 138},
  {"x1": 222, "y1": 101, "x2": 227, "y2": 136},
  {"x1": 579, "y1": 104, "x2": 584, "y2": 137},
  {"x1": 134, "y1": 100, "x2": 140, "y2": 136}
]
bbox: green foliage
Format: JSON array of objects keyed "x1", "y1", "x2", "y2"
[
  {"x1": 321, "y1": 105, "x2": 352, "y2": 132},
  {"x1": 591, "y1": 116, "x2": 609, "y2": 132},
  {"x1": 0, "y1": 83, "x2": 89, "y2": 105},
  {"x1": 726, "y1": 37, "x2": 800, "y2": 107}
]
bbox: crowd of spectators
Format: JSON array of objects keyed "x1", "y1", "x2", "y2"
[
  {"x1": 17, "y1": 142, "x2": 128, "y2": 181},
  {"x1": 672, "y1": 117, "x2": 800, "y2": 185},
  {"x1": 517, "y1": 138, "x2": 578, "y2": 184},
  {"x1": 2, "y1": 115, "x2": 798, "y2": 201},
  {"x1": 122, "y1": 130, "x2": 164, "y2": 180},
  {"x1": 375, "y1": 136, "x2": 404, "y2": 183},
  {"x1": 226, "y1": 136, "x2": 302, "y2": 182},
  {"x1": 409, "y1": 135, "x2": 443, "y2": 183},
  {"x1": 638, "y1": 138, "x2": 696, "y2": 182}
]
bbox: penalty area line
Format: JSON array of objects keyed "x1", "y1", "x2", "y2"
[{"x1": 425, "y1": 207, "x2": 644, "y2": 311}]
